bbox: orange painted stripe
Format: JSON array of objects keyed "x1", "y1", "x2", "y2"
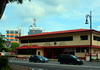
[
  {"x1": 11, "y1": 41, "x2": 18, "y2": 43},
  {"x1": 6, "y1": 34, "x2": 18, "y2": 35},
  {"x1": 6, "y1": 37, "x2": 16, "y2": 39}
]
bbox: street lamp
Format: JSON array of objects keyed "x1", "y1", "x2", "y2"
[{"x1": 85, "y1": 11, "x2": 92, "y2": 62}]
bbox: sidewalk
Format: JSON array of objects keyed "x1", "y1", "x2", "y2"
[{"x1": 10, "y1": 64, "x2": 31, "y2": 70}]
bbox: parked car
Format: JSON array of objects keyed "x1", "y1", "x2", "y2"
[
  {"x1": 41, "y1": 56, "x2": 49, "y2": 63},
  {"x1": 58, "y1": 54, "x2": 85, "y2": 65},
  {"x1": 29, "y1": 55, "x2": 49, "y2": 63}
]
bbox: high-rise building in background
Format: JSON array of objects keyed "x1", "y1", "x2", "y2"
[
  {"x1": 28, "y1": 25, "x2": 43, "y2": 35},
  {"x1": 28, "y1": 19, "x2": 43, "y2": 35},
  {"x1": 6, "y1": 26, "x2": 23, "y2": 43}
]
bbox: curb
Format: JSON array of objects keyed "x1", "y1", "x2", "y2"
[
  {"x1": 9, "y1": 58, "x2": 58, "y2": 62},
  {"x1": 9, "y1": 58, "x2": 29, "y2": 60}
]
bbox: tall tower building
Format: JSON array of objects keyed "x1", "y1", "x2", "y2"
[
  {"x1": 6, "y1": 27, "x2": 23, "y2": 43},
  {"x1": 28, "y1": 19, "x2": 43, "y2": 35},
  {"x1": 28, "y1": 25, "x2": 43, "y2": 35}
]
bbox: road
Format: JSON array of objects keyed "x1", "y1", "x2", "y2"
[{"x1": 9, "y1": 60, "x2": 100, "y2": 70}]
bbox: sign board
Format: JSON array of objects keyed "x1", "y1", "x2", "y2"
[{"x1": 5, "y1": 41, "x2": 11, "y2": 48}]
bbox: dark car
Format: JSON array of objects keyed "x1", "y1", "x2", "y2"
[
  {"x1": 41, "y1": 56, "x2": 49, "y2": 63},
  {"x1": 58, "y1": 54, "x2": 85, "y2": 65},
  {"x1": 29, "y1": 55, "x2": 49, "y2": 63}
]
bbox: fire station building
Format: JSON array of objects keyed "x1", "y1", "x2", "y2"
[{"x1": 15, "y1": 29, "x2": 100, "y2": 60}]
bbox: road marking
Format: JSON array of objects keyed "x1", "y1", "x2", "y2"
[{"x1": 47, "y1": 66, "x2": 55, "y2": 67}]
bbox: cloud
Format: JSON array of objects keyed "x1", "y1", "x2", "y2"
[
  {"x1": 7, "y1": 0, "x2": 81, "y2": 20},
  {"x1": 2, "y1": 0, "x2": 100, "y2": 35},
  {"x1": 5, "y1": 1, "x2": 66, "y2": 28},
  {"x1": 97, "y1": 26, "x2": 100, "y2": 31},
  {"x1": 38, "y1": 0, "x2": 81, "y2": 7}
]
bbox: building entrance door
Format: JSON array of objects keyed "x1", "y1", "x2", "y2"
[{"x1": 47, "y1": 49, "x2": 52, "y2": 59}]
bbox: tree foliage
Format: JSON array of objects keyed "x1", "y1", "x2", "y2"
[
  {"x1": 0, "y1": 38, "x2": 5, "y2": 52},
  {"x1": 8, "y1": 0, "x2": 31, "y2": 4},
  {"x1": 0, "y1": 39, "x2": 19, "y2": 52},
  {"x1": 7, "y1": 48, "x2": 13, "y2": 52},
  {"x1": 0, "y1": 56, "x2": 10, "y2": 70},
  {"x1": 11, "y1": 42, "x2": 19, "y2": 50}
]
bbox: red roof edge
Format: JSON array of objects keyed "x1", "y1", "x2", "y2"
[
  {"x1": 16, "y1": 29, "x2": 93, "y2": 38},
  {"x1": 15, "y1": 45, "x2": 42, "y2": 49}
]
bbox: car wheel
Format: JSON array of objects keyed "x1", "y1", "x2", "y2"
[
  {"x1": 42, "y1": 61, "x2": 45, "y2": 63},
  {"x1": 73, "y1": 63, "x2": 77, "y2": 65},
  {"x1": 60, "y1": 62, "x2": 63, "y2": 64},
  {"x1": 37, "y1": 60, "x2": 40, "y2": 63},
  {"x1": 78, "y1": 63, "x2": 83, "y2": 65},
  {"x1": 65, "y1": 62, "x2": 68, "y2": 64}
]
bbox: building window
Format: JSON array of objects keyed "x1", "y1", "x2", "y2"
[
  {"x1": 7, "y1": 35, "x2": 9, "y2": 37},
  {"x1": 76, "y1": 47, "x2": 80, "y2": 52},
  {"x1": 21, "y1": 40, "x2": 28, "y2": 43},
  {"x1": 10, "y1": 35, "x2": 14, "y2": 37},
  {"x1": 66, "y1": 36, "x2": 73, "y2": 41},
  {"x1": 9, "y1": 39, "x2": 15, "y2": 41},
  {"x1": 10, "y1": 31, "x2": 14, "y2": 34},
  {"x1": 15, "y1": 31, "x2": 18, "y2": 34},
  {"x1": 81, "y1": 47, "x2": 89, "y2": 53},
  {"x1": 80, "y1": 35, "x2": 88, "y2": 40},
  {"x1": 7, "y1": 31, "x2": 9, "y2": 34},
  {"x1": 15, "y1": 39, "x2": 18, "y2": 41},
  {"x1": 76, "y1": 47, "x2": 89, "y2": 53},
  {"x1": 93, "y1": 36, "x2": 100, "y2": 41},
  {"x1": 21, "y1": 36, "x2": 73, "y2": 43},
  {"x1": 18, "y1": 49, "x2": 36, "y2": 55}
]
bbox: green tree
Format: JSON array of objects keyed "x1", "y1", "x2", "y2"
[
  {"x1": 7, "y1": 48, "x2": 13, "y2": 52},
  {"x1": 8, "y1": 0, "x2": 31, "y2": 4},
  {"x1": 5, "y1": 43, "x2": 19, "y2": 52},
  {"x1": 11, "y1": 42, "x2": 19, "y2": 50},
  {"x1": 0, "y1": 38, "x2": 5, "y2": 52}
]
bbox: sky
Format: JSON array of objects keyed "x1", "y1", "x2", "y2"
[{"x1": 1, "y1": 0, "x2": 100, "y2": 35}]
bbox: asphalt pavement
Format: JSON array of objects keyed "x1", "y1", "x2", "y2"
[{"x1": 9, "y1": 60, "x2": 100, "y2": 70}]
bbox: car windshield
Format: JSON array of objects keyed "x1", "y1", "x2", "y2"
[
  {"x1": 40, "y1": 56, "x2": 48, "y2": 59},
  {"x1": 71, "y1": 55, "x2": 78, "y2": 58},
  {"x1": 38, "y1": 56, "x2": 44, "y2": 58}
]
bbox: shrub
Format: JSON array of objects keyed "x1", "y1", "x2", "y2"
[
  {"x1": 0, "y1": 56, "x2": 10, "y2": 70},
  {"x1": 1, "y1": 65, "x2": 10, "y2": 70}
]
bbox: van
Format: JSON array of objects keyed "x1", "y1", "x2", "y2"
[{"x1": 58, "y1": 54, "x2": 85, "y2": 65}]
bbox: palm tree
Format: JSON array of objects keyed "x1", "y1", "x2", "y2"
[{"x1": 8, "y1": 0, "x2": 31, "y2": 4}]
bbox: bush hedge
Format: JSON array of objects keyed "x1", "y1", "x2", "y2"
[{"x1": 0, "y1": 56, "x2": 10, "y2": 70}]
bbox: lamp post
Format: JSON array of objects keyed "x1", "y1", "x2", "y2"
[{"x1": 85, "y1": 11, "x2": 92, "y2": 62}]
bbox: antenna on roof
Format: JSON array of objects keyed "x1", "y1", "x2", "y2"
[{"x1": 33, "y1": 19, "x2": 36, "y2": 27}]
